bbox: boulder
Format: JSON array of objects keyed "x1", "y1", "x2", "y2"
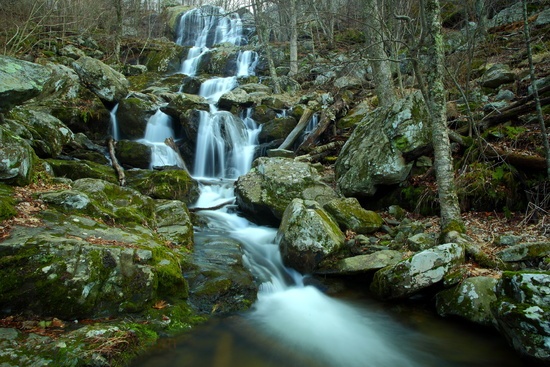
[
  {"x1": 235, "y1": 157, "x2": 339, "y2": 223},
  {"x1": 46, "y1": 159, "x2": 119, "y2": 184},
  {"x1": 126, "y1": 168, "x2": 199, "y2": 205},
  {"x1": 492, "y1": 271, "x2": 550, "y2": 363},
  {"x1": 496, "y1": 242, "x2": 550, "y2": 262},
  {"x1": 258, "y1": 116, "x2": 297, "y2": 143},
  {"x1": 335, "y1": 91, "x2": 430, "y2": 197},
  {"x1": 0, "y1": 126, "x2": 38, "y2": 186},
  {"x1": 323, "y1": 197, "x2": 383, "y2": 234},
  {"x1": 161, "y1": 92, "x2": 209, "y2": 122},
  {"x1": 116, "y1": 95, "x2": 160, "y2": 139},
  {"x1": 276, "y1": 199, "x2": 345, "y2": 273},
  {"x1": 154, "y1": 200, "x2": 194, "y2": 248},
  {"x1": 407, "y1": 232, "x2": 436, "y2": 251},
  {"x1": 115, "y1": 140, "x2": 152, "y2": 169},
  {"x1": 72, "y1": 56, "x2": 129, "y2": 105},
  {"x1": 0, "y1": 56, "x2": 52, "y2": 112},
  {"x1": 436, "y1": 276, "x2": 498, "y2": 326},
  {"x1": 480, "y1": 64, "x2": 515, "y2": 89},
  {"x1": 370, "y1": 243, "x2": 465, "y2": 300},
  {"x1": 316, "y1": 250, "x2": 402, "y2": 275},
  {"x1": 6, "y1": 108, "x2": 74, "y2": 158}
]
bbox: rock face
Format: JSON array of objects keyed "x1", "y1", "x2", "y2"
[
  {"x1": 436, "y1": 276, "x2": 498, "y2": 326},
  {"x1": 370, "y1": 243, "x2": 465, "y2": 300},
  {"x1": 235, "y1": 157, "x2": 339, "y2": 223},
  {"x1": 72, "y1": 56, "x2": 129, "y2": 104},
  {"x1": 335, "y1": 91, "x2": 430, "y2": 197},
  {"x1": 492, "y1": 271, "x2": 550, "y2": 363},
  {"x1": 277, "y1": 199, "x2": 345, "y2": 273},
  {"x1": 316, "y1": 250, "x2": 402, "y2": 275},
  {"x1": 0, "y1": 56, "x2": 52, "y2": 111},
  {"x1": 480, "y1": 64, "x2": 515, "y2": 89}
]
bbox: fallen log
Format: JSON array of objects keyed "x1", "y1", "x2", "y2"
[
  {"x1": 278, "y1": 108, "x2": 313, "y2": 150},
  {"x1": 108, "y1": 138, "x2": 126, "y2": 186},
  {"x1": 295, "y1": 141, "x2": 345, "y2": 163},
  {"x1": 484, "y1": 144, "x2": 547, "y2": 172},
  {"x1": 189, "y1": 199, "x2": 235, "y2": 212}
]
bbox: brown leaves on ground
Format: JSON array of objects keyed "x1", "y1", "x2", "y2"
[{"x1": 0, "y1": 315, "x2": 66, "y2": 338}]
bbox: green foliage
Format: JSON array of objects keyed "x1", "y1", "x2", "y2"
[{"x1": 334, "y1": 29, "x2": 366, "y2": 44}]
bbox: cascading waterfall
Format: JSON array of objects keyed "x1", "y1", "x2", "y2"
[
  {"x1": 132, "y1": 6, "x2": 526, "y2": 367},
  {"x1": 109, "y1": 103, "x2": 120, "y2": 140},
  {"x1": 236, "y1": 50, "x2": 259, "y2": 76}
]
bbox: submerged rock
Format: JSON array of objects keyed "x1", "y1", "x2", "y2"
[
  {"x1": 370, "y1": 243, "x2": 465, "y2": 300},
  {"x1": 277, "y1": 199, "x2": 345, "y2": 274}
]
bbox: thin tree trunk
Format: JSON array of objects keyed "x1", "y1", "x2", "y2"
[
  {"x1": 364, "y1": 0, "x2": 396, "y2": 107},
  {"x1": 253, "y1": 0, "x2": 281, "y2": 94},
  {"x1": 422, "y1": 0, "x2": 464, "y2": 234},
  {"x1": 278, "y1": 108, "x2": 314, "y2": 150},
  {"x1": 288, "y1": 0, "x2": 298, "y2": 76},
  {"x1": 108, "y1": 138, "x2": 126, "y2": 186},
  {"x1": 523, "y1": 0, "x2": 550, "y2": 178}
]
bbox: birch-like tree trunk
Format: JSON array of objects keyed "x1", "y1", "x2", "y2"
[
  {"x1": 422, "y1": 0, "x2": 464, "y2": 234},
  {"x1": 364, "y1": 0, "x2": 396, "y2": 107},
  {"x1": 288, "y1": 0, "x2": 298, "y2": 76}
]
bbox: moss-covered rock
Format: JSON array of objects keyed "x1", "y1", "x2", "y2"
[
  {"x1": 316, "y1": 250, "x2": 403, "y2": 275},
  {"x1": 115, "y1": 140, "x2": 152, "y2": 169},
  {"x1": 323, "y1": 197, "x2": 383, "y2": 234},
  {"x1": 370, "y1": 243, "x2": 465, "y2": 300},
  {"x1": 235, "y1": 157, "x2": 339, "y2": 223},
  {"x1": 126, "y1": 168, "x2": 199, "y2": 205},
  {"x1": 45, "y1": 159, "x2": 118, "y2": 184},
  {"x1": 154, "y1": 199, "x2": 194, "y2": 248},
  {"x1": 0, "y1": 184, "x2": 16, "y2": 220},
  {"x1": 436, "y1": 276, "x2": 498, "y2": 327},
  {"x1": 492, "y1": 271, "x2": 550, "y2": 363},
  {"x1": 142, "y1": 40, "x2": 185, "y2": 74},
  {"x1": 0, "y1": 126, "x2": 38, "y2": 186},
  {"x1": 258, "y1": 116, "x2": 297, "y2": 143},
  {"x1": 276, "y1": 199, "x2": 345, "y2": 273},
  {"x1": 116, "y1": 96, "x2": 159, "y2": 140}
]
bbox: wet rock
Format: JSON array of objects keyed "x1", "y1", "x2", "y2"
[
  {"x1": 258, "y1": 116, "x2": 297, "y2": 143},
  {"x1": 436, "y1": 276, "x2": 498, "y2": 326},
  {"x1": 235, "y1": 157, "x2": 339, "y2": 223},
  {"x1": 277, "y1": 199, "x2": 345, "y2": 274},
  {"x1": 492, "y1": 271, "x2": 550, "y2": 363},
  {"x1": 154, "y1": 199, "x2": 194, "y2": 248},
  {"x1": 46, "y1": 159, "x2": 119, "y2": 184},
  {"x1": 126, "y1": 168, "x2": 199, "y2": 205},
  {"x1": 370, "y1": 243, "x2": 465, "y2": 300},
  {"x1": 0, "y1": 126, "x2": 38, "y2": 186},
  {"x1": 116, "y1": 94, "x2": 160, "y2": 139},
  {"x1": 115, "y1": 140, "x2": 152, "y2": 169},
  {"x1": 323, "y1": 197, "x2": 383, "y2": 234}
]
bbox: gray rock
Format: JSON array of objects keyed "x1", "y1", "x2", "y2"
[
  {"x1": 494, "y1": 234, "x2": 522, "y2": 247},
  {"x1": 267, "y1": 148, "x2": 295, "y2": 158},
  {"x1": 335, "y1": 91, "x2": 429, "y2": 197},
  {"x1": 534, "y1": 8, "x2": 550, "y2": 26},
  {"x1": 235, "y1": 157, "x2": 339, "y2": 222},
  {"x1": 154, "y1": 200, "x2": 193, "y2": 247},
  {"x1": 0, "y1": 56, "x2": 52, "y2": 111},
  {"x1": 495, "y1": 89, "x2": 515, "y2": 101},
  {"x1": 277, "y1": 199, "x2": 345, "y2": 273},
  {"x1": 0, "y1": 126, "x2": 37, "y2": 186},
  {"x1": 436, "y1": 276, "x2": 498, "y2": 326},
  {"x1": 480, "y1": 64, "x2": 515, "y2": 88},
  {"x1": 115, "y1": 140, "x2": 152, "y2": 169},
  {"x1": 370, "y1": 243, "x2": 465, "y2": 300},
  {"x1": 496, "y1": 242, "x2": 550, "y2": 262},
  {"x1": 407, "y1": 232, "x2": 436, "y2": 251},
  {"x1": 316, "y1": 250, "x2": 402, "y2": 275},
  {"x1": 72, "y1": 56, "x2": 129, "y2": 103},
  {"x1": 492, "y1": 271, "x2": 550, "y2": 363}
]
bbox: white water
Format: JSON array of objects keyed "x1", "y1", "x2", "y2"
[
  {"x1": 110, "y1": 103, "x2": 120, "y2": 140},
  {"x1": 236, "y1": 50, "x2": 259, "y2": 77}
]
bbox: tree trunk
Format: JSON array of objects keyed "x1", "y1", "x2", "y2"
[
  {"x1": 253, "y1": 0, "x2": 281, "y2": 94},
  {"x1": 523, "y1": 0, "x2": 550, "y2": 178},
  {"x1": 278, "y1": 108, "x2": 314, "y2": 150},
  {"x1": 289, "y1": 0, "x2": 298, "y2": 76},
  {"x1": 422, "y1": 0, "x2": 464, "y2": 234},
  {"x1": 364, "y1": 0, "x2": 396, "y2": 107},
  {"x1": 108, "y1": 138, "x2": 126, "y2": 186}
]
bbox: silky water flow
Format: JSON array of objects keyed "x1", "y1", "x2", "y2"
[{"x1": 132, "y1": 6, "x2": 528, "y2": 367}]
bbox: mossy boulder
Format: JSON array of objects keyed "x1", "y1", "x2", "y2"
[
  {"x1": 115, "y1": 140, "x2": 152, "y2": 169},
  {"x1": 335, "y1": 91, "x2": 430, "y2": 198},
  {"x1": 126, "y1": 168, "x2": 199, "y2": 205},
  {"x1": 370, "y1": 243, "x2": 466, "y2": 300},
  {"x1": 316, "y1": 250, "x2": 403, "y2": 275},
  {"x1": 491, "y1": 271, "x2": 550, "y2": 363},
  {"x1": 6, "y1": 108, "x2": 74, "y2": 158},
  {"x1": 155, "y1": 199, "x2": 194, "y2": 248},
  {"x1": 0, "y1": 126, "x2": 38, "y2": 186},
  {"x1": 161, "y1": 92, "x2": 209, "y2": 122},
  {"x1": 258, "y1": 116, "x2": 297, "y2": 143},
  {"x1": 436, "y1": 276, "x2": 498, "y2": 327},
  {"x1": 45, "y1": 159, "x2": 118, "y2": 184},
  {"x1": 0, "y1": 56, "x2": 52, "y2": 112},
  {"x1": 72, "y1": 56, "x2": 130, "y2": 105},
  {"x1": 323, "y1": 197, "x2": 383, "y2": 234},
  {"x1": 0, "y1": 210, "x2": 187, "y2": 319},
  {"x1": 496, "y1": 242, "x2": 550, "y2": 263},
  {"x1": 142, "y1": 40, "x2": 185, "y2": 74},
  {"x1": 235, "y1": 157, "x2": 339, "y2": 223},
  {"x1": 116, "y1": 95, "x2": 160, "y2": 139},
  {"x1": 276, "y1": 199, "x2": 345, "y2": 274}
]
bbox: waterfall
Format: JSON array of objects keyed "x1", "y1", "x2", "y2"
[
  {"x1": 236, "y1": 50, "x2": 259, "y2": 77},
  {"x1": 109, "y1": 103, "x2": 120, "y2": 140}
]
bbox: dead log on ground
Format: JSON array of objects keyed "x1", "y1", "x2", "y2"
[
  {"x1": 278, "y1": 108, "x2": 313, "y2": 150},
  {"x1": 108, "y1": 138, "x2": 126, "y2": 186}
]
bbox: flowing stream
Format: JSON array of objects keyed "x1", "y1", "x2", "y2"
[{"x1": 132, "y1": 6, "x2": 528, "y2": 367}]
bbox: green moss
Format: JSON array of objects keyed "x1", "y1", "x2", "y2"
[
  {"x1": 46, "y1": 159, "x2": 118, "y2": 183},
  {"x1": 126, "y1": 169, "x2": 199, "y2": 204},
  {"x1": 151, "y1": 246, "x2": 188, "y2": 299},
  {"x1": 0, "y1": 183, "x2": 17, "y2": 220}
]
